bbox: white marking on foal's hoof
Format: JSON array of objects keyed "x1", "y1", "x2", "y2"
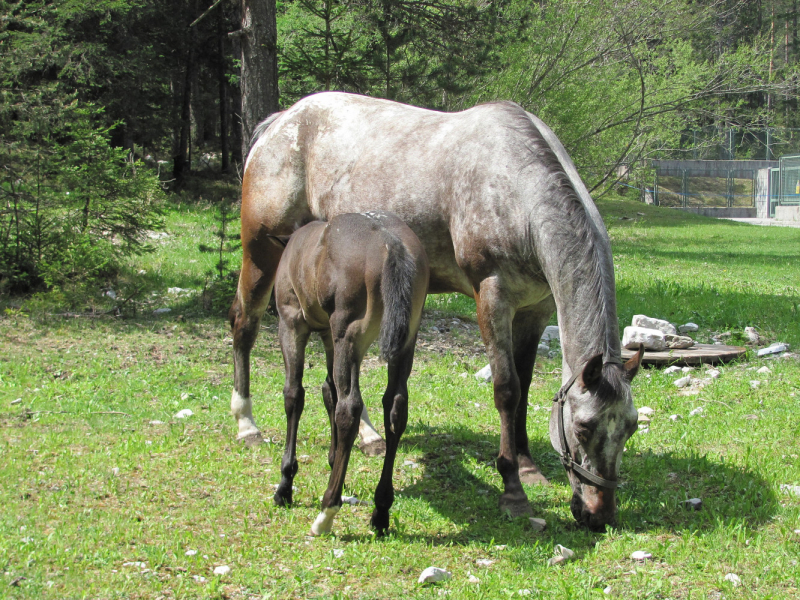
[
  {"x1": 231, "y1": 390, "x2": 261, "y2": 441},
  {"x1": 310, "y1": 506, "x2": 340, "y2": 536}
]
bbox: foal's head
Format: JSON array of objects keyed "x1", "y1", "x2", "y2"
[{"x1": 549, "y1": 347, "x2": 643, "y2": 531}]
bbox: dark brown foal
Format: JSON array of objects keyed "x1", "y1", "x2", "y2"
[{"x1": 271, "y1": 212, "x2": 428, "y2": 535}]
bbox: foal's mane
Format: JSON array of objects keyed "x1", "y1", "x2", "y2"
[{"x1": 490, "y1": 102, "x2": 619, "y2": 364}]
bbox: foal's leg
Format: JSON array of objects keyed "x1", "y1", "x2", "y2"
[
  {"x1": 228, "y1": 237, "x2": 284, "y2": 445},
  {"x1": 311, "y1": 319, "x2": 365, "y2": 536},
  {"x1": 511, "y1": 305, "x2": 555, "y2": 486},
  {"x1": 474, "y1": 278, "x2": 532, "y2": 517},
  {"x1": 274, "y1": 317, "x2": 311, "y2": 507},
  {"x1": 320, "y1": 331, "x2": 338, "y2": 469},
  {"x1": 370, "y1": 341, "x2": 415, "y2": 534}
]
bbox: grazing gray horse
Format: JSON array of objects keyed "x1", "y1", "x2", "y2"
[
  {"x1": 229, "y1": 92, "x2": 643, "y2": 530},
  {"x1": 273, "y1": 212, "x2": 428, "y2": 535}
]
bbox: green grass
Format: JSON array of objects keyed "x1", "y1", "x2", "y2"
[{"x1": 1, "y1": 197, "x2": 800, "y2": 598}]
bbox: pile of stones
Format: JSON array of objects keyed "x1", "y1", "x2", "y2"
[{"x1": 622, "y1": 314, "x2": 697, "y2": 351}]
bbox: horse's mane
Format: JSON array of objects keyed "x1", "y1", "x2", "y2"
[
  {"x1": 249, "y1": 111, "x2": 285, "y2": 151},
  {"x1": 489, "y1": 102, "x2": 619, "y2": 364}
]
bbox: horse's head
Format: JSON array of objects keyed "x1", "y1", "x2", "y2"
[{"x1": 549, "y1": 346, "x2": 644, "y2": 531}]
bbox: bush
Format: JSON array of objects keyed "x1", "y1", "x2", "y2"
[{"x1": 0, "y1": 101, "x2": 164, "y2": 295}]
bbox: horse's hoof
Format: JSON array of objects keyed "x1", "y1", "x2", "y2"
[
  {"x1": 499, "y1": 492, "x2": 533, "y2": 518},
  {"x1": 370, "y1": 508, "x2": 390, "y2": 535},
  {"x1": 359, "y1": 438, "x2": 386, "y2": 457},
  {"x1": 238, "y1": 432, "x2": 264, "y2": 447},
  {"x1": 273, "y1": 490, "x2": 292, "y2": 507},
  {"x1": 519, "y1": 466, "x2": 550, "y2": 486}
]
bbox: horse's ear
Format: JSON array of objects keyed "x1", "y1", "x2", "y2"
[
  {"x1": 579, "y1": 353, "x2": 604, "y2": 390},
  {"x1": 623, "y1": 344, "x2": 645, "y2": 381}
]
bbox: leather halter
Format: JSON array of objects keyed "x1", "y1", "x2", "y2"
[{"x1": 552, "y1": 368, "x2": 619, "y2": 490}]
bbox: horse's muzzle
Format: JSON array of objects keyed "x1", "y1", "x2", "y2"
[{"x1": 571, "y1": 491, "x2": 617, "y2": 532}]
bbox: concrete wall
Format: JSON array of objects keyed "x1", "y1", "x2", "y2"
[
  {"x1": 677, "y1": 207, "x2": 757, "y2": 218},
  {"x1": 775, "y1": 205, "x2": 800, "y2": 221}
]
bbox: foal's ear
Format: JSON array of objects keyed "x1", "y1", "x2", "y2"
[
  {"x1": 623, "y1": 344, "x2": 645, "y2": 381},
  {"x1": 579, "y1": 353, "x2": 604, "y2": 390}
]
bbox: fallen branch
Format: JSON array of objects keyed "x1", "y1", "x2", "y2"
[{"x1": 24, "y1": 410, "x2": 131, "y2": 417}]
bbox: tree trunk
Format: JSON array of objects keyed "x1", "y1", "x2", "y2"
[
  {"x1": 238, "y1": 0, "x2": 279, "y2": 162},
  {"x1": 218, "y1": 9, "x2": 230, "y2": 173}
]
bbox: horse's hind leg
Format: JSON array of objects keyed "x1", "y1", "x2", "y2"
[
  {"x1": 511, "y1": 304, "x2": 555, "y2": 486},
  {"x1": 320, "y1": 331, "x2": 338, "y2": 469},
  {"x1": 370, "y1": 340, "x2": 415, "y2": 534},
  {"x1": 311, "y1": 319, "x2": 365, "y2": 536},
  {"x1": 228, "y1": 237, "x2": 284, "y2": 445},
  {"x1": 474, "y1": 278, "x2": 532, "y2": 517},
  {"x1": 274, "y1": 316, "x2": 311, "y2": 507}
]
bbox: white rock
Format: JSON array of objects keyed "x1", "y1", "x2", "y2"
[
  {"x1": 111, "y1": 467, "x2": 120, "y2": 476},
  {"x1": 167, "y1": 287, "x2": 191, "y2": 295},
  {"x1": 185, "y1": 549, "x2": 198, "y2": 556},
  {"x1": 459, "y1": 373, "x2": 468, "y2": 378},
  {"x1": 193, "y1": 575, "x2": 206, "y2": 583},
  {"x1": 638, "y1": 426, "x2": 649, "y2": 434},
  {"x1": 759, "y1": 343, "x2": 789, "y2": 357},
  {"x1": 630, "y1": 551, "x2": 652, "y2": 561},
  {"x1": 681, "y1": 366, "x2": 695, "y2": 372},
  {"x1": 174, "y1": 409, "x2": 193, "y2": 419},
  {"x1": 724, "y1": 573, "x2": 741, "y2": 586},
  {"x1": 757, "y1": 366, "x2": 771, "y2": 374},
  {"x1": 555, "y1": 544, "x2": 575, "y2": 559},
  {"x1": 213, "y1": 565, "x2": 231, "y2": 576},
  {"x1": 123, "y1": 561, "x2": 147, "y2": 568},
  {"x1": 542, "y1": 326, "x2": 560, "y2": 343},
  {"x1": 664, "y1": 366, "x2": 681, "y2": 375},
  {"x1": 632, "y1": 315, "x2": 677, "y2": 335},
  {"x1": 333, "y1": 549, "x2": 344, "y2": 558},
  {"x1": 475, "y1": 364, "x2": 492, "y2": 382},
  {"x1": 342, "y1": 496, "x2": 372, "y2": 506},
  {"x1": 529, "y1": 517, "x2": 547, "y2": 532},
  {"x1": 674, "y1": 376, "x2": 691, "y2": 388},
  {"x1": 637, "y1": 414, "x2": 650, "y2": 423},
  {"x1": 518, "y1": 590, "x2": 532, "y2": 596},
  {"x1": 780, "y1": 484, "x2": 800, "y2": 496},
  {"x1": 418, "y1": 567, "x2": 452, "y2": 584},
  {"x1": 689, "y1": 407, "x2": 704, "y2": 416},
  {"x1": 475, "y1": 559, "x2": 495, "y2": 567},
  {"x1": 11, "y1": 398, "x2": 22, "y2": 405},
  {"x1": 603, "y1": 586, "x2": 613, "y2": 595},
  {"x1": 678, "y1": 322, "x2": 699, "y2": 333},
  {"x1": 684, "y1": 498, "x2": 702, "y2": 510},
  {"x1": 744, "y1": 327, "x2": 760, "y2": 343},
  {"x1": 138, "y1": 269, "x2": 147, "y2": 275},
  {"x1": 468, "y1": 574, "x2": 480, "y2": 584},
  {"x1": 706, "y1": 368, "x2": 720, "y2": 379},
  {"x1": 669, "y1": 414, "x2": 681, "y2": 421},
  {"x1": 153, "y1": 308, "x2": 172, "y2": 315},
  {"x1": 622, "y1": 326, "x2": 666, "y2": 351},
  {"x1": 665, "y1": 334, "x2": 694, "y2": 349},
  {"x1": 548, "y1": 556, "x2": 567, "y2": 566},
  {"x1": 637, "y1": 406, "x2": 655, "y2": 416},
  {"x1": 537, "y1": 344, "x2": 550, "y2": 355},
  {"x1": 750, "y1": 380, "x2": 761, "y2": 389},
  {"x1": 403, "y1": 460, "x2": 418, "y2": 468},
  {"x1": 149, "y1": 420, "x2": 164, "y2": 425}
]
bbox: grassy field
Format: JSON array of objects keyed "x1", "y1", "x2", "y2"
[{"x1": 2, "y1": 196, "x2": 800, "y2": 599}]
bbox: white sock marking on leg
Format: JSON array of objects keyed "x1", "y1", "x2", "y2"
[
  {"x1": 231, "y1": 389, "x2": 260, "y2": 439},
  {"x1": 310, "y1": 506, "x2": 340, "y2": 536}
]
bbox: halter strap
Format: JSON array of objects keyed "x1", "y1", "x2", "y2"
[{"x1": 552, "y1": 369, "x2": 619, "y2": 490}]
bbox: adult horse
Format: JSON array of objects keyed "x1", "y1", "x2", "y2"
[{"x1": 229, "y1": 92, "x2": 643, "y2": 530}]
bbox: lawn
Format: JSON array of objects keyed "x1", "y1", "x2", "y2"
[{"x1": 1, "y1": 197, "x2": 800, "y2": 599}]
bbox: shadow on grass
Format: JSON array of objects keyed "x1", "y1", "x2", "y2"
[{"x1": 340, "y1": 424, "x2": 778, "y2": 555}]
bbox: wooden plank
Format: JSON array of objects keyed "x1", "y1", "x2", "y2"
[{"x1": 621, "y1": 343, "x2": 747, "y2": 367}]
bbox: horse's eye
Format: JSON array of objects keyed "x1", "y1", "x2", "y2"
[{"x1": 574, "y1": 424, "x2": 591, "y2": 442}]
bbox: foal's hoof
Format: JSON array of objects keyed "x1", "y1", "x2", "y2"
[
  {"x1": 499, "y1": 492, "x2": 533, "y2": 518},
  {"x1": 370, "y1": 508, "x2": 390, "y2": 536},
  {"x1": 273, "y1": 490, "x2": 292, "y2": 507},
  {"x1": 519, "y1": 466, "x2": 550, "y2": 486},
  {"x1": 358, "y1": 438, "x2": 386, "y2": 457},
  {"x1": 238, "y1": 432, "x2": 264, "y2": 447}
]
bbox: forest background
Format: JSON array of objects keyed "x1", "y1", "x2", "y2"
[{"x1": 1, "y1": 0, "x2": 799, "y2": 297}]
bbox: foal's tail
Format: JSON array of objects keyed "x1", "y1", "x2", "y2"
[{"x1": 379, "y1": 238, "x2": 417, "y2": 362}]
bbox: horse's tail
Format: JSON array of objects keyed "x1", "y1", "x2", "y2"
[
  {"x1": 379, "y1": 237, "x2": 417, "y2": 362},
  {"x1": 249, "y1": 111, "x2": 285, "y2": 152}
]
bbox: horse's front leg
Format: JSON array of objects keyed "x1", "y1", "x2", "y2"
[
  {"x1": 274, "y1": 316, "x2": 310, "y2": 507},
  {"x1": 370, "y1": 341, "x2": 415, "y2": 534},
  {"x1": 311, "y1": 322, "x2": 364, "y2": 536},
  {"x1": 475, "y1": 278, "x2": 532, "y2": 517},
  {"x1": 512, "y1": 304, "x2": 555, "y2": 486}
]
